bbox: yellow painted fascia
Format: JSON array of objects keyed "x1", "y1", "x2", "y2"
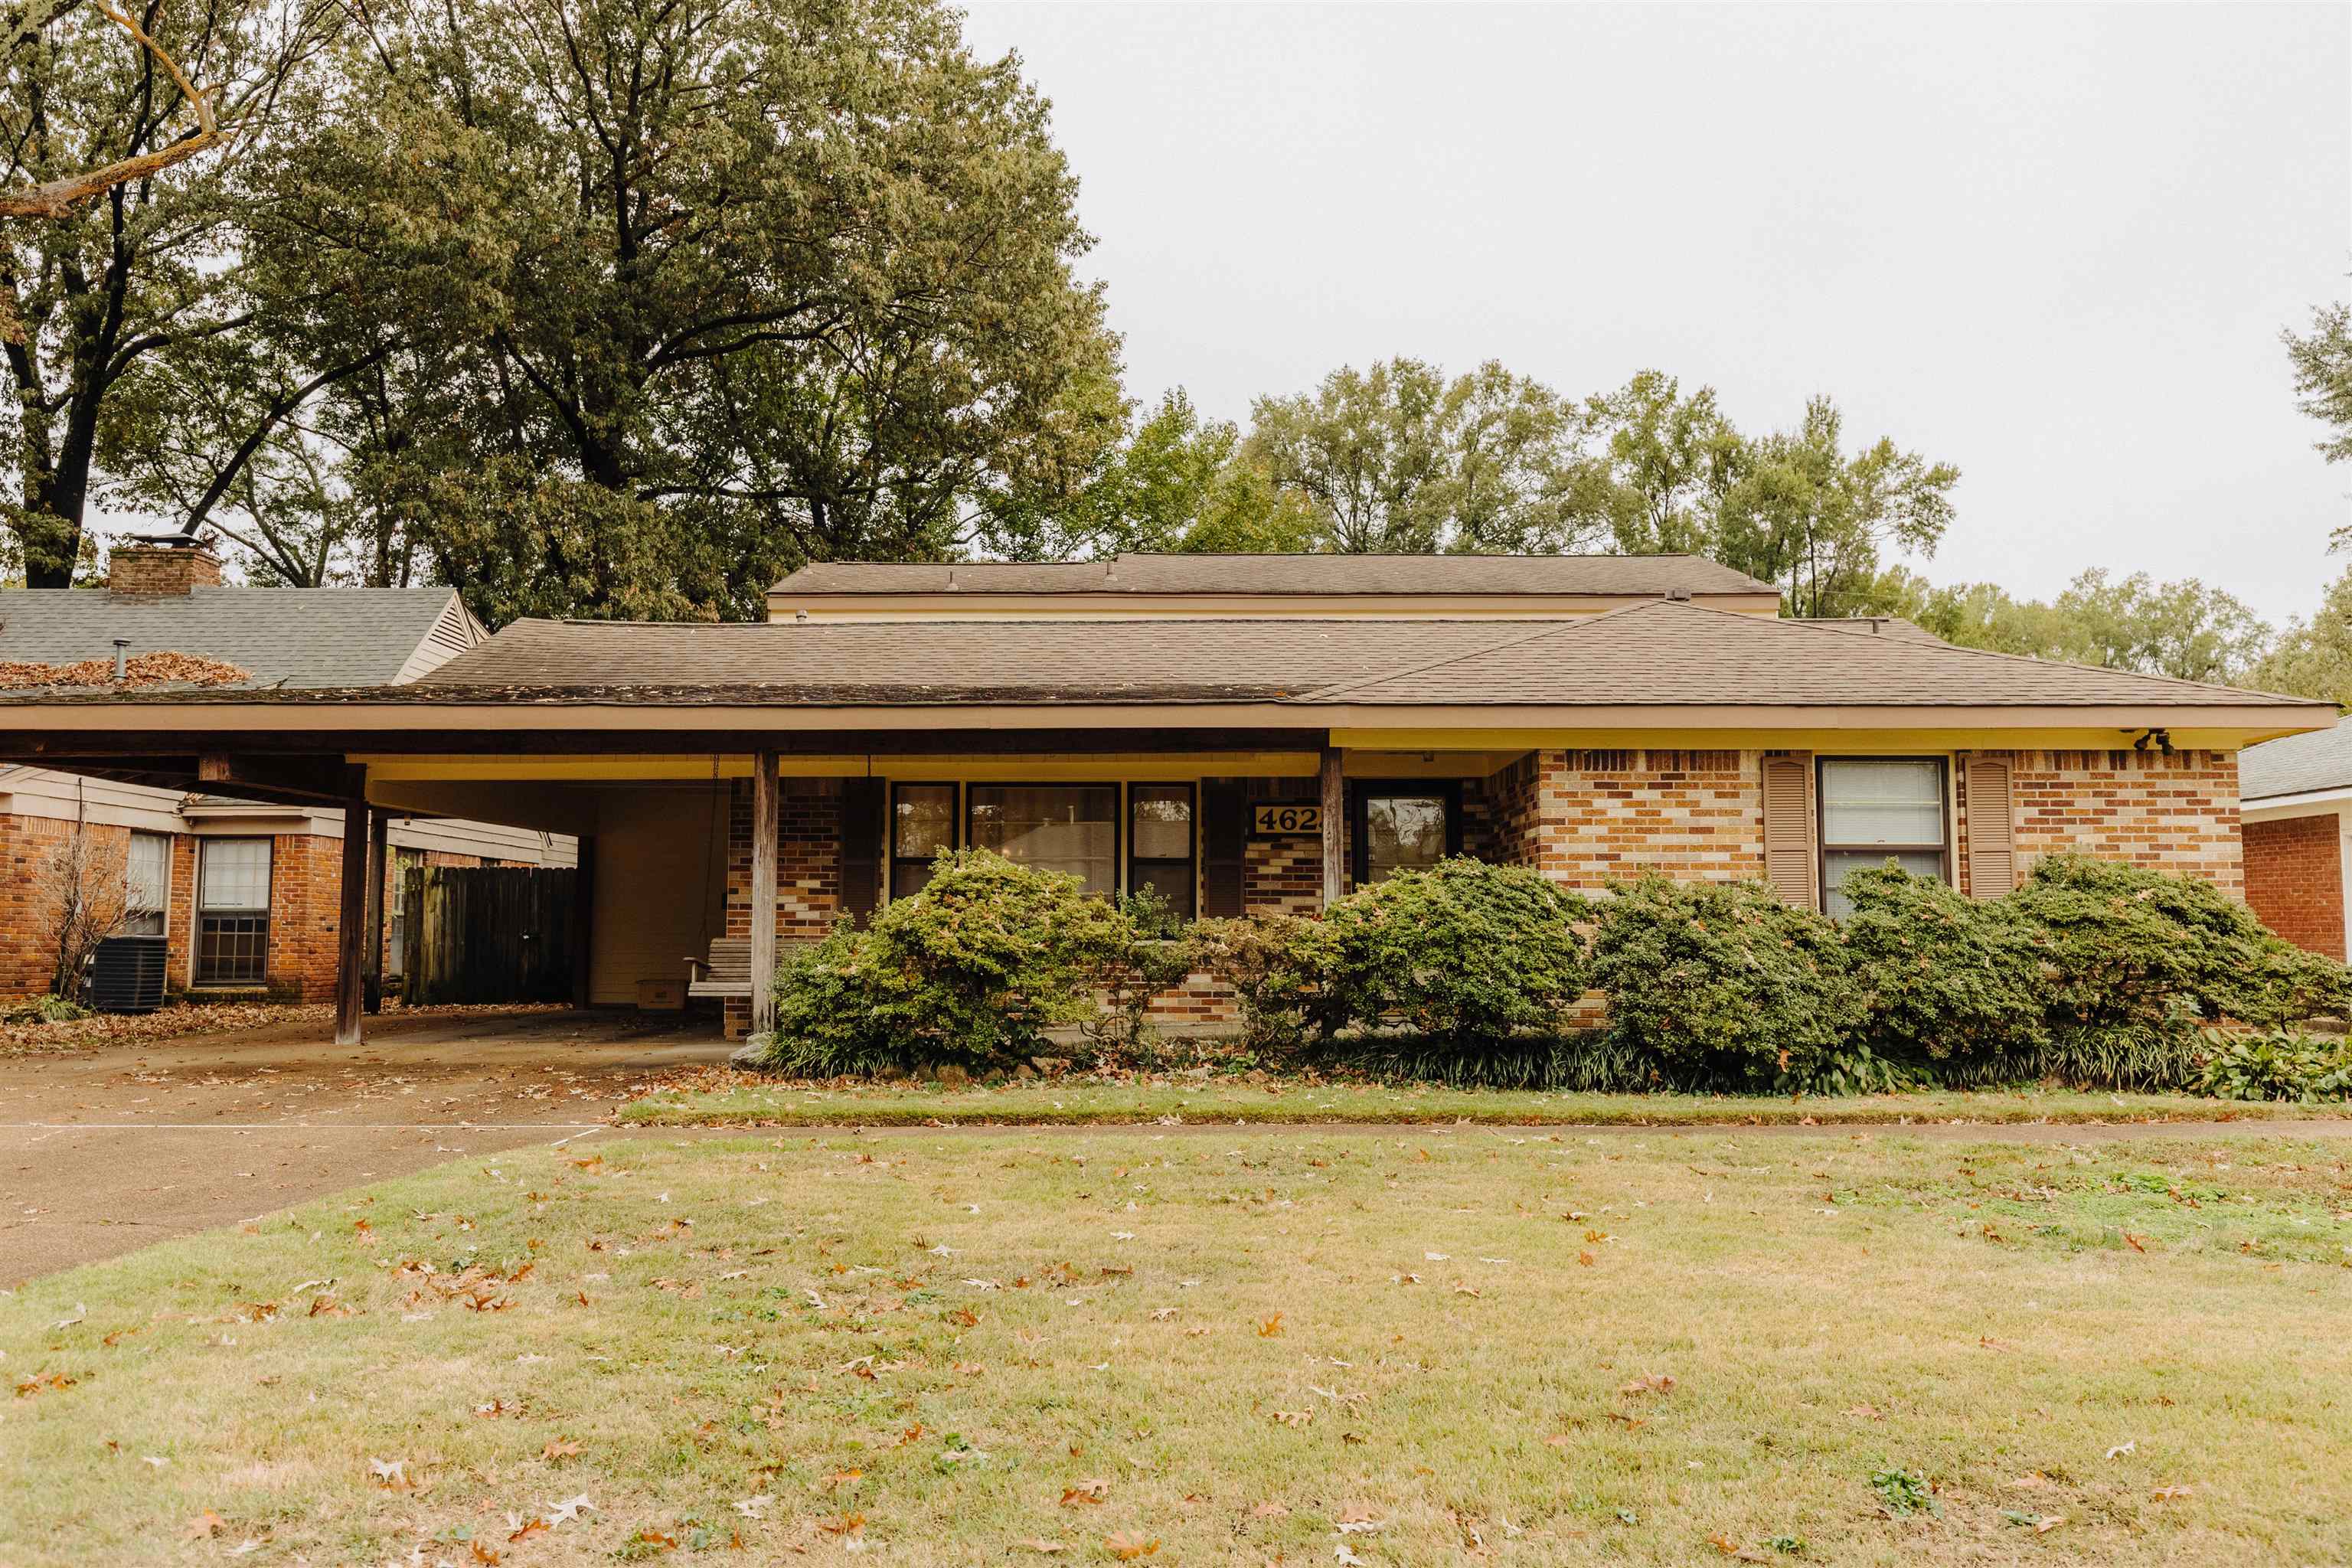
[{"x1": 1328, "y1": 727, "x2": 2295, "y2": 753}]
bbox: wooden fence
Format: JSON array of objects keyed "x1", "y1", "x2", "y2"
[{"x1": 401, "y1": 865, "x2": 577, "y2": 1005}]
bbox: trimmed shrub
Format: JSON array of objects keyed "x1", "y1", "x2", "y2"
[
  {"x1": 1839, "y1": 864, "x2": 2049, "y2": 1068},
  {"x1": 1587, "y1": 874, "x2": 1861, "y2": 1090},
  {"x1": 1074, "y1": 890, "x2": 1199, "y2": 1057},
  {"x1": 1191, "y1": 913, "x2": 1341, "y2": 1052},
  {"x1": 754, "y1": 849, "x2": 1152, "y2": 1075},
  {"x1": 2192, "y1": 1028, "x2": 2352, "y2": 1102},
  {"x1": 2005, "y1": 854, "x2": 2352, "y2": 1037},
  {"x1": 1320, "y1": 858, "x2": 1592, "y2": 1045}
]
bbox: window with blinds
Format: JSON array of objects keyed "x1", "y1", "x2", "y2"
[
  {"x1": 1818, "y1": 758, "x2": 1949, "y2": 918},
  {"x1": 197, "y1": 838, "x2": 272, "y2": 985},
  {"x1": 123, "y1": 831, "x2": 169, "y2": 936}
]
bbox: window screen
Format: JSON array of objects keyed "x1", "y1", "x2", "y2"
[
  {"x1": 969, "y1": 785, "x2": 1118, "y2": 896},
  {"x1": 1819, "y1": 759, "x2": 1948, "y2": 918}
]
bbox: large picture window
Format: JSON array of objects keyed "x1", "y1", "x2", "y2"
[
  {"x1": 197, "y1": 838, "x2": 272, "y2": 985},
  {"x1": 1818, "y1": 758, "x2": 1949, "y2": 918},
  {"x1": 1128, "y1": 784, "x2": 1196, "y2": 919},
  {"x1": 968, "y1": 785, "x2": 1119, "y2": 896},
  {"x1": 891, "y1": 783, "x2": 958, "y2": 899},
  {"x1": 123, "y1": 831, "x2": 169, "y2": 936}
]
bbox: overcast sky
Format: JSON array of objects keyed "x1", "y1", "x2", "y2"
[{"x1": 961, "y1": 2, "x2": 2352, "y2": 624}]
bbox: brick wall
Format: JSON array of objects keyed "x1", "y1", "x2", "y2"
[
  {"x1": 0, "y1": 814, "x2": 132, "y2": 997},
  {"x1": 1512, "y1": 749, "x2": 1765, "y2": 889},
  {"x1": 1243, "y1": 835, "x2": 1321, "y2": 916},
  {"x1": 2243, "y1": 813, "x2": 2344, "y2": 958},
  {"x1": 1987, "y1": 748, "x2": 2242, "y2": 896},
  {"x1": 724, "y1": 777, "x2": 844, "y2": 941}
]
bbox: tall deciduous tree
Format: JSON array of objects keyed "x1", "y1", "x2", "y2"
[
  {"x1": 2245, "y1": 565, "x2": 2352, "y2": 706},
  {"x1": 1577, "y1": 371, "x2": 1744, "y2": 556},
  {"x1": 1239, "y1": 358, "x2": 1595, "y2": 554},
  {"x1": 2, "y1": 0, "x2": 335, "y2": 586},
  {"x1": 172, "y1": 0, "x2": 1120, "y2": 622},
  {"x1": 1710, "y1": 396, "x2": 1958, "y2": 618},
  {"x1": 1900, "y1": 567, "x2": 2272, "y2": 685},
  {"x1": 2286, "y1": 302, "x2": 2352, "y2": 476}
]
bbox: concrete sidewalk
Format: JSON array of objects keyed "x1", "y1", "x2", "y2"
[{"x1": 1, "y1": 1008, "x2": 732, "y2": 1282}]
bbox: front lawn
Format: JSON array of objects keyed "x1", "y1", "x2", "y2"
[
  {"x1": 5, "y1": 1129, "x2": 2349, "y2": 1564},
  {"x1": 618, "y1": 1067, "x2": 2351, "y2": 1129}
]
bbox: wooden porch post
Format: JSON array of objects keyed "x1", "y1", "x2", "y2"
[
  {"x1": 749, "y1": 751, "x2": 779, "y2": 1037},
  {"x1": 1319, "y1": 742, "x2": 1345, "y2": 911},
  {"x1": 569, "y1": 835, "x2": 596, "y2": 1009},
  {"x1": 335, "y1": 774, "x2": 370, "y2": 1046},
  {"x1": 362, "y1": 810, "x2": 389, "y2": 1014}
]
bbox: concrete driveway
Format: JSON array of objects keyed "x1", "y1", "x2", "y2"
[{"x1": 1, "y1": 1008, "x2": 732, "y2": 1283}]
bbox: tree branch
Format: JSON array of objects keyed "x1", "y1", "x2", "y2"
[{"x1": 0, "y1": 0, "x2": 227, "y2": 219}]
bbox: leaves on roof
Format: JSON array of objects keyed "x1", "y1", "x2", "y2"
[{"x1": 0, "y1": 652, "x2": 250, "y2": 691}]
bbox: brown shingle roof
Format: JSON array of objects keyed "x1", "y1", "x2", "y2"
[
  {"x1": 381, "y1": 599, "x2": 2314, "y2": 710},
  {"x1": 773, "y1": 552, "x2": 1777, "y2": 598}
]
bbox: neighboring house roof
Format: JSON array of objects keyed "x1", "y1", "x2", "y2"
[
  {"x1": 0, "y1": 586, "x2": 480, "y2": 688},
  {"x1": 773, "y1": 552, "x2": 1779, "y2": 599},
  {"x1": 16, "y1": 597, "x2": 2304, "y2": 714},
  {"x1": 2241, "y1": 723, "x2": 2352, "y2": 801}
]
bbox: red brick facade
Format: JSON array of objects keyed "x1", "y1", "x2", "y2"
[
  {"x1": 2243, "y1": 814, "x2": 2345, "y2": 959},
  {"x1": 1, "y1": 815, "x2": 518, "y2": 1002}
]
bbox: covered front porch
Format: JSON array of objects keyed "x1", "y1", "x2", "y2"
[
  {"x1": 363, "y1": 735, "x2": 1531, "y2": 1037},
  {"x1": 7, "y1": 717, "x2": 1541, "y2": 1044}
]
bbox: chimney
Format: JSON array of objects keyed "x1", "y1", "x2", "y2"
[{"x1": 108, "y1": 541, "x2": 223, "y2": 596}]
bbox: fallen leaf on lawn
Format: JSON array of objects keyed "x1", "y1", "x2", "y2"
[
  {"x1": 1577, "y1": 1251, "x2": 1596, "y2": 1267},
  {"x1": 1251, "y1": 1501, "x2": 1291, "y2": 1518},
  {"x1": 1258, "y1": 1313, "x2": 1284, "y2": 1338},
  {"x1": 1104, "y1": 1534, "x2": 1158, "y2": 1560},
  {"x1": 2106, "y1": 1441, "x2": 2136, "y2": 1460},
  {"x1": 822, "y1": 1468, "x2": 863, "y2": 1492},
  {"x1": 542, "y1": 1437, "x2": 582, "y2": 1461},
  {"x1": 1336, "y1": 1545, "x2": 1370, "y2": 1567},
  {"x1": 818, "y1": 1513, "x2": 864, "y2": 1536},
  {"x1": 547, "y1": 1494, "x2": 595, "y2": 1526},
  {"x1": 508, "y1": 1517, "x2": 550, "y2": 1543},
  {"x1": 1062, "y1": 1478, "x2": 1111, "y2": 1506},
  {"x1": 469, "y1": 1541, "x2": 501, "y2": 1564},
  {"x1": 2151, "y1": 1485, "x2": 2194, "y2": 1501},
  {"x1": 1452, "y1": 1284, "x2": 1481, "y2": 1298},
  {"x1": 1150, "y1": 1308, "x2": 1177, "y2": 1321},
  {"x1": 1272, "y1": 1409, "x2": 1313, "y2": 1427},
  {"x1": 2123, "y1": 1232, "x2": 2148, "y2": 1253},
  {"x1": 1016, "y1": 1540, "x2": 1067, "y2": 1555},
  {"x1": 2034, "y1": 1515, "x2": 2068, "y2": 1534},
  {"x1": 368, "y1": 1457, "x2": 414, "y2": 1491},
  {"x1": 1542, "y1": 1434, "x2": 1573, "y2": 1448},
  {"x1": 1844, "y1": 1403, "x2": 1883, "y2": 1420},
  {"x1": 181, "y1": 1510, "x2": 224, "y2": 1540},
  {"x1": 1618, "y1": 1374, "x2": 1675, "y2": 1397},
  {"x1": 629, "y1": 1527, "x2": 678, "y2": 1550}
]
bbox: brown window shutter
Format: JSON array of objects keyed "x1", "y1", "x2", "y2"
[
  {"x1": 838, "y1": 777, "x2": 884, "y2": 924},
  {"x1": 1201, "y1": 778, "x2": 1247, "y2": 918},
  {"x1": 1962, "y1": 756, "x2": 2017, "y2": 897},
  {"x1": 1760, "y1": 753, "x2": 1818, "y2": 910}
]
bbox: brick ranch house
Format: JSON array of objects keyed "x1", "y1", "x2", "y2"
[
  {"x1": 0, "y1": 552, "x2": 2331, "y2": 1043},
  {"x1": 0, "y1": 544, "x2": 572, "y2": 1002},
  {"x1": 2238, "y1": 724, "x2": 2352, "y2": 961}
]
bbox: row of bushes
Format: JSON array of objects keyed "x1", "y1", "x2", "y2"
[{"x1": 750, "y1": 848, "x2": 2352, "y2": 1096}]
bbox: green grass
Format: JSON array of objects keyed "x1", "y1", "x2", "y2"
[
  {"x1": 5, "y1": 1129, "x2": 2352, "y2": 1564},
  {"x1": 617, "y1": 1068, "x2": 2352, "y2": 1129}
]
